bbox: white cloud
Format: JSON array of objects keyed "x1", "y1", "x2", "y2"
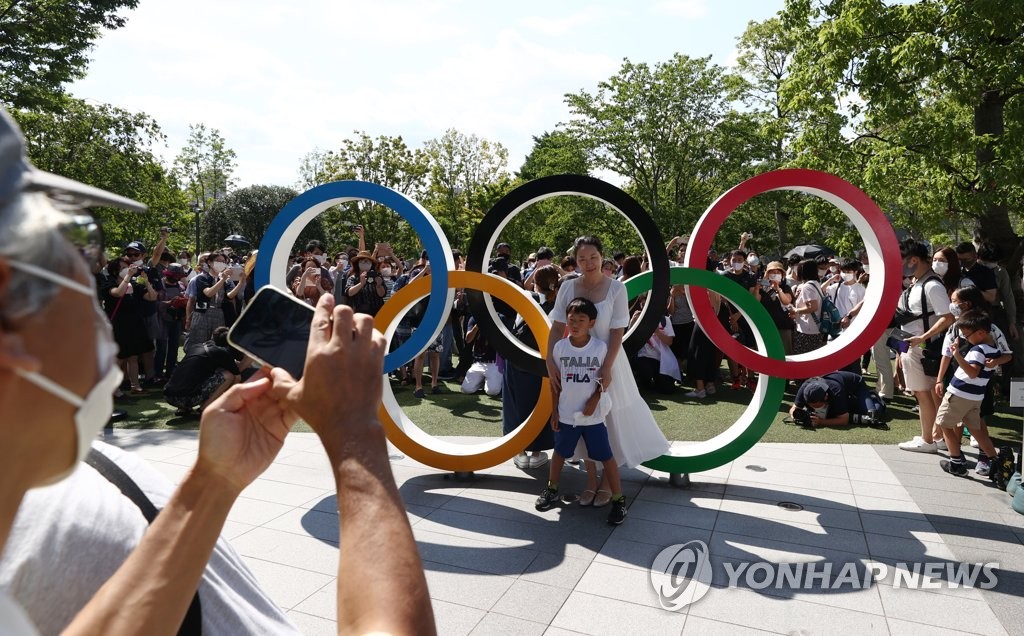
[{"x1": 652, "y1": 0, "x2": 709, "y2": 19}]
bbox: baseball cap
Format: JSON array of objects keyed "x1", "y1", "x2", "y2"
[
  {"x1": 803, "y1": 379, "x2": 829, "y2": 403},
  {"x1": 0, "y1": 108, "x2": 147, "y2": 213},
  {"x1": 125, "y1": 241, "x2": 147, "y2": 253}
]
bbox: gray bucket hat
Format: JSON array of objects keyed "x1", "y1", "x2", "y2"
[{"x1": 0, "y1": 108, "x2": 147, "y2": 213}]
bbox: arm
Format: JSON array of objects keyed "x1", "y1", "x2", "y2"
[
  {"x1": 908, "y1": 314, "x2": 954, "y2": 346},
  {"x1": 356, "y1": 225, "x2": 366, "y2": 252},
  {"x1": 184, "y1": 296, "x2": 195, "y2": 331},
  {"x1": 227, "y1": 275, "x2": 246, "y2": 300},
  {"x1": 147, "y1": 228, "x2": 170, "y2": 268},
  {"x1": 203, "y1": 275, "x2": 228, "y2": 299},
  {"x1": 141, "y1": 274, "x2": 158, "y2": 302},
  {"x1": 951, "y1": 344, "x2": 984, "y2": 379},
  {"x1": 269, "y1": 297, "x2": 435, "y2": 635},
  {"x1": 64, "y1": 373, "x2": 295, "y2": 635}
]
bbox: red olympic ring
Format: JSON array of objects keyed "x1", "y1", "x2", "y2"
[{"x1": 685, "y1": 169, "x2": 902, "y2": 379}]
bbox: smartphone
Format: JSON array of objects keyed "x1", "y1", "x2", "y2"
[{"x1": 228, "y1": 285, "x2": 313, "y2": 380}]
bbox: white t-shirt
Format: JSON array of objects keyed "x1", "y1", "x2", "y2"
[
  {"x1": 0, "y1": 442, "x2": 299, "y2": 636},
  {"x1": 0, "y1": 591, "x2": 37, "y2": 636},
  {"x1": 830, "y1": 282, "x2": 866, "y2": 321},
  {"x1": 900, "y1": 276, "x2": 951, "y2": 337},
  {"x1": 638, "y1": 319, "x2": 675, "y2": 360},
  {"x1": 553, "y1": 335, "x2": 607, "y2": 425},
  {"x1": 794, "y1": 282, "x2": 823, "y2": 334}
]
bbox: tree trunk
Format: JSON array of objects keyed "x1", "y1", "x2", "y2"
[{"x1": 973, "y1": 90, "x2": 1019, "y2": 275}]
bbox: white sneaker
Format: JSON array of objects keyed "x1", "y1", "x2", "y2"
[
  {"x1": 898, "y1": 437, "x2": 938, "y2": 453},
  {"x1": 936, "y1": 439, "x2": 948, "y2": 451},
  {"x1": 513, "y1": 453, "x2": 531, "y2": 469},
  {"x1": 969, "y1": 436, "x2": 980, "y2": 448},
  {"x1": 684, "y1": 389, "x2": 706, "y2": 398},
  {"x1": 529, "y1": 452, "x2": 549, "y2": 469}
]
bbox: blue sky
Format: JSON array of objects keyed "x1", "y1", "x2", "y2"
[{"x1": 70, "y1": 0, "x2": 786, "y2": 188}]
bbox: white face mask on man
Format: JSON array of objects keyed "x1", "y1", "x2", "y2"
[
  {"x1": 7, "y1": 260, "x2": 124, "y2": 484},
  {"x1": 211, "y1": 261, "x2": 227, "y2": 274}
]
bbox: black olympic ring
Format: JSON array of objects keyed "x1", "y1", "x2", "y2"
[{"x1": 464, "y1": 174, "x2": 670, "y2": 377}]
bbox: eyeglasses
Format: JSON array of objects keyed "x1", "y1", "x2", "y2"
[{"x1": 59, "y1": 213, "x2": 104, "y2": 270}]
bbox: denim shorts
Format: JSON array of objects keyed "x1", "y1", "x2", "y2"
[{"x1": 554, "y1": 423, "x2": 613, "y2": 462}]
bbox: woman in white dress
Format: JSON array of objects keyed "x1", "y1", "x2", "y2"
[{"x1": 547, "y1": 236, "x2": 671, "y2": 506}]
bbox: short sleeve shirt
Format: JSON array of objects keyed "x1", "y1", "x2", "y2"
[
  {"x1": 795, "y1": 282, "x2": 823, "y2": 334},
  {"x1": 901, "y1": 276, "x2": 951, "y2": 337},
  {"x1": 553, "y1": 335, "x2": 607, "y2": 423},
  {"x1": 960, "y1": 263, "x2": 996, "y2": 294}
]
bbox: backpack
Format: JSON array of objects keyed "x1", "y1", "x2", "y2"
[
  {"x1": 809, "y1": 282, "x2": 842, "y2": 339},
  {"x1": 991, "y1": 446, "x2": 1017, "y2": 491}
]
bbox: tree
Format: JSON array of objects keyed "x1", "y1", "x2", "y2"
[
  {"x1": 296, "y1": 148, "x2": 333, "y2": 191},
  {"x1": 12, "y1": 98, "x2": 189, "y2": 251},
  {"x1": 0, "y1": 0, "x2": 139, "y2": 110},
  {"x1": 306, "y1": 131, "x2": 431, "y2": 256},
  {"x1": 781, "y1": 0, "x2": 1024, "y2": 267},
  {"x1": 202, "y1": 185, "x2": 319, "y2": 252},
  {"x1": 564, "y1": 54, "x2": 730, "y2": 237},
  {"x1": 422, "y1": 129, "x2": 511, "y2": 250},
  {"x1": 173, "y1": 123, "x2": 238, "y2": 214}
]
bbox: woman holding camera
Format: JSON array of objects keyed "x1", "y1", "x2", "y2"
[
  {"x1": 107, "y1": 256, "x2": 157, "y2": 393},
  {"x1": 344, "y1": 250, "x2": 386, "y2": 316},
  {"x1": 183, "y1": 252, "x2": 240, "y2": 355}
]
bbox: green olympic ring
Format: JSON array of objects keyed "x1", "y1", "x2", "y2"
[{"x1": 624, "y1": 267, "x2": 786, "y2": 474}]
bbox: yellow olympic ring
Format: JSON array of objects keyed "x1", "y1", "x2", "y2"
[{"x1": 374, "y1": 270, "x2": 553, "y2": 472}]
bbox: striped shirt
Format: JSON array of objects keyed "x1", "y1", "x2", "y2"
[{"x1": 948, "y1": 342, "x2": 1001, "y2": 401}]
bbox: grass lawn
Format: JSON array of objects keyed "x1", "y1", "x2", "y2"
[{"x1": 114, "y1": 365, "x2": 1023, "y2": 449}]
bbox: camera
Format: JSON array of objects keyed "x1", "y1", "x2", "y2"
[
  {"x1": 792, "y1": 405, "x2": 815, "y2": 427},
  {"x1": 851, "y1": 411, "x2": 888, "y2": 430}
]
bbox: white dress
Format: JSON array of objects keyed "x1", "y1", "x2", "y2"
[{"x1": 550, "y1": 277, "x2": 671, "y2": 467}]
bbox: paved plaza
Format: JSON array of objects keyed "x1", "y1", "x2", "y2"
[{"x1": 103, "y1": 429, "x2": 1024, "y2": 635}]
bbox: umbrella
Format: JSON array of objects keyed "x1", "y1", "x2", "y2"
[
  {"x1": 784, "y1": 244, "x2": 835, "y2": 260},
  {"x1": 223, "y1": 234, "x2": 251, "y2": 250}
]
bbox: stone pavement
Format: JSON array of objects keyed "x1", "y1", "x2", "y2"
[{"x1": 103, "y1": 429, "x2": 1024, "y2": 635}]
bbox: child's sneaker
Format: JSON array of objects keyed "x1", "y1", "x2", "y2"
[
  {"x1": 535, "y1": 488, "x2": 559, "y2": 511},
  {"x1": 607, "y1": 497, "x2": 628, "y2": 525},
  {"x1": 940, "y1": 458, "x2": 969, "y2": 477},
  {"x1": 975, "y1": 453, "x2": 991, "y2": 477}
]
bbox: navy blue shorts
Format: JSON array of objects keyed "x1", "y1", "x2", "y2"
[{"x1": 554, "y1": 423, "x2": 613, "y2": 462}]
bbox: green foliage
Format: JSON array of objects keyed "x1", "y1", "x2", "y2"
[
  {"x1": 11, "y1": 98, "x2": 189, "y2": 252},
  {"x1": 173, "y1": 123, "x2": 238, "y2": 213},
  {"x1": 202, "y1": 185, "x2": 320, "y2": 254},
  {"x1": 781, "y1": 0, "x2": 1024, "y2": 266},
  {"x1": 422, "y1": 128, "x2": 512, "y2": 251},
  {"x1": 0, "y1": 0, "x2": 139, "y2": 110}
]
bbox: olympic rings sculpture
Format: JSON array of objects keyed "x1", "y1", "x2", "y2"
[{"x1": 254, "y1": 169, "x2": 901, "y2": 474}]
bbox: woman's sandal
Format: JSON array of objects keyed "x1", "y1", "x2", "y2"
[
  {"x1": 594, "y1": 489, "x2": 612, "y2": 508},
  {"x1": 579, "y1": 490, "x2": 596, "y2": 507}
]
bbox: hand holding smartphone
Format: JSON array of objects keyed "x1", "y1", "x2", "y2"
[{"x1": 228, "y1": 286, "x2": 314, "y2": 380}]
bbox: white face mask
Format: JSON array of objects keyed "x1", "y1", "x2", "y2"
[
  {"x1": 131, "y1": 259, "x2": 144, "y2": 268},
  {"x1": 747, "y1": 256, "x2": 760, "y2": 267},
  {"x1": 211, "y1": 261, "x2": 227, "y2": 274},
  {"x1": 359, "y1": 260, "x2": 372, "y2": 272},
  {"x1": 841, "y1": 272, "x2": 855, "y2": 282},
  {"x1": 949, "y1": 302, "x2": 962, "y2": 317},
  {"x1": 932, "y1": 260, "x2": 949, "y2": 276},
  {"x1": 7, "y1": 260, "x2": 124, "y2": 484},
  {"x1": 178, "y1": 258, "x2": 190, "y2": 267},
  {"x1": 829, "y1": 266, "x2": 839, "y2": 273},
  {"x1": 380, "y1": 267, "x2": 392, "y2": 277},
  {"x1": 313, "y1": 254, "x2": 326, "y2": 265},
  {"x1": 769, "y1": 274, "x2": 782, "y2": 282},
  {"x1": 732, "y1": 262, "x2": 744, "y2": 271},
  {"x1": 863, "y1": 265, "x2": 870, "y2": 275}
]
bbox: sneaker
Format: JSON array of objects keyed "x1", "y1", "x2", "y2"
[
  {"x1": 747, "y1": 377, "x2": 758, "y2": 392},
  {"x1": 705, "y1": 384, "x2": 716, "y2": 395},
  {"x1": 414, "y1": 388, "x2": 425, "y2": 398},
  {"x1": 529, "y1": 452, "x2": 549, "y2": 469},
  {"x1": 976, "y1": 454, "x2": 992, "y2": 477},
  {"x1": 940, "y1": 458, "x2": 969, "y2": 477},
  {"x1": 513, "y1": 453, "x2": 531, "y2": 469},
  {"x1": 535, "y1": 488, "x2": 559, "y2": 511},
  {"x1": 898, "y1": 437, "x2": 938, "y2": 453},
  {"x1": 607, "y1": 497, "x2": 628, "y2": 525},
  {"x1": 910, "y1": 405, "x2": 920, "y2": 413},
  {"x1": 684, "y1": 389, "x2": 706, "y2": 399},
  {"x1": 431, "y1": 385, "x2": 443, "y2": 394},
  {"x1": 730, "y1": 378, "x2": 744, "y2": 391},
  {"x1": 936, "y1": 439, "x2": 948, "y2": 451},
  {"x1": 970, "y1": 436, "x2": 980, "y2": 448}
]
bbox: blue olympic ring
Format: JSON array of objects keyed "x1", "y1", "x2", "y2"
[{"x1": 253, "y1": 181, "x2": 454, "y2": 373}]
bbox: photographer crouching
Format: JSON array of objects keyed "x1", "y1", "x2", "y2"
[{"x1": 790, "y1": 371, "x2": 887, "y2": 428}]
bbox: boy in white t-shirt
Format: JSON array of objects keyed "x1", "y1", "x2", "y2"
[
  {"x1": 935, "y1": 310, "x2": 1003, "y2": 476},
  {"x1": 824, "y1": 258, "x2": 866, "y2": 328},
  {"x1": 535, "y1": 298, "x2": 627, "y2": 526}
]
